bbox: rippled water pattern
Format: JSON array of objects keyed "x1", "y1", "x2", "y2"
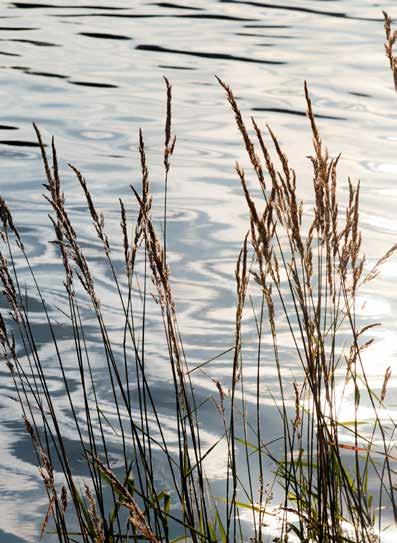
[{"x1": 1, "y1": 1, "x2": 397, "y2": 541}]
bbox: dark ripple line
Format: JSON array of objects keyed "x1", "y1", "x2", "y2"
[
  {"x1": 6, "y1": 38, "x2": 58, "y2": 46},
  {"x1": 0, "y1": 125, "x2": 18, "y2": 130},
  {"x1": 158, "y1": 64, "x2": 196, "y2": 70},
  {"x1": 179, "y1": 13, "x2": 255, "y2": 20},
  {"x1": 0, "y1": 50, "x2": 20, "y2": 56},
  {"x1": 151, "y1": 2, "x2": 203, "y2": 9},
  {"x1": 136, "y1": 44, "x2": 285, "y2": 65},
  {"x1": 350, "y1": 91, "x2": 371, "y2": 98},
  {"x1": 253, "y1": 107, "x2": 347, "y2": 120},
  {"x1": 236, "y1": 32, "x2": 293, "y2": 38},
  {"x1": 24, "y1": 69, "x2": 68, "y2": 79},
  {"x1": 10, "y1": 2, "x2": 128, "y2": 9},
  {"x1": 218, "y1": 0, "x2": 381, "y2": 22},
  {"x1": 69, "y1": 80, "x2": 118, "y2": 89},
  {"x1": 78, "y1": 31, "x2": 131, "y2": 40},
  {"x1": 0, "y1": 140, "x2": 44, "y2": 147},
  {"x1": 0, "y1": 26, "x2": 38, "y2": 30},
  {"x1": 50, "y1": 13, "x2": 256, "y2": 22},
  {"x1": 244, "y1": 24, "x2": 290, "y2": 28}
]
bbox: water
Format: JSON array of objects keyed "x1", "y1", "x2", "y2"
[{"x1": 1, "y1": 1, "x2": 397, "y2": 540}]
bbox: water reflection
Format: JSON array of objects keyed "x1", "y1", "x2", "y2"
[{"x1": 0, "y1": 0, "x2": 397, "y2": 541}]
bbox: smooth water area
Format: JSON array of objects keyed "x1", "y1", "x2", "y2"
[{"x1": 1, "y1": 1, "x2": 397, "y2": 540}]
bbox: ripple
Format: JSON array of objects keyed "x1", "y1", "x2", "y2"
[
  {"x1": 0, "y1": 140, "x2": 44, "y2": 147},
  {"x1": 151, "y1": 2, "x2": 203, "y2": 10},
  {"x1": 0, "y1": 26, "x2": 38, "y2": 30},
  {"x1": 78, "y1": 31, "x2": 132, "y2": 40},
  {"x1": 1, "y1": 0, "x2": 397, "y2": 539},
  {"x1": 5, "y1": 38, "x2": 58, "y2": 46},
  {"x1": 349, "y1": 91, "x2": 371, "y2": 98},
  {"x1": 53, "y1": 12, "x2": 257, "y2": 22},
  {"x1": 252, "y1": 106, "x2": 347, "y2": 120},
  {"x1": 22, "y1": 69, "x2": 68, "y2": 79},
  {"x1": 0, "y1": 50, "x2": 20, "y2": 56},
  {"x1": 218, "y1": 0, "x2": 381, "y2": 22},
  {"x1": 68, "y1": 80, "x2": 118, "y2": 88},
  {"x1": 136, "y1": 44, "x2": 285, "y2": 64},
  {"x1": 236, "y1": 32, "x2": 293, "y2": 38},
  {"x1": 158, "y1": 64, "x2": 195, "y2": 70},
  {"x1": 11, "y1": 2, "x2": 128, "y2": 9}
]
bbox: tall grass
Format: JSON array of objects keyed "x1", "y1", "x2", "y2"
[
  {"x1": 0, "y1": 75, "x2": 396, "y2": 542},
  {"x1": 383, "y1": 11, "x2": 397, "y2": 91}
]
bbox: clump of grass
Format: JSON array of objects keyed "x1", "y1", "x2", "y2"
[
  {"x1": 383, "y1": 11, "x2": 397, "y2": 91},
  {"x1": 0, "y1": 74, "x2": 396, "y2": 543},
  {"x1": 217, "y1": 76, "x2": 397, "y2": 542}
]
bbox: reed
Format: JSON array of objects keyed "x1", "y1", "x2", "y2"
[
  {"x1": 0, "y1": 76, "x2": 396, "y2": 543},
  {"x1": 383, "y1": 11, "x2": 397, "y2": 91}
]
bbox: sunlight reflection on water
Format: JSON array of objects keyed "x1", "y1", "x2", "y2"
[{"x1": 1, "y1": 0, "x2": 397, "y2": 540}]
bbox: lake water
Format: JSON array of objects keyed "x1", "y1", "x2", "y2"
[{"x1": 1, "y1": 1, "x2": 397, "y2": 541}]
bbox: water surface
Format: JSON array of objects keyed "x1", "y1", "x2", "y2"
[{"x1": 1, "y1": 0, "x2": 397, "y2": 540}]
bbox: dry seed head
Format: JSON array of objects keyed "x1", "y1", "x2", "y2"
[
  {"x1": 119, "y1": 198, "x2": 131, "y2": 277},
  {"x1": 0, "y1": 254, "x2": 19, "y2": 320},
  {"x1": 0, "y1": 197, "x2": 23, "y2": 248},
  {"x1": 364, "y1": 242, "x2": 397, "y2": 284},
  {"x1": 90, "y1": 456, "x2": 159, "y2": 543},
  {"x1": 61, "y1": 485, "x2": 67, "y2": 512},
  {"x1": 292, "y1": 382, "x2": 301, "y2": 437},
  {"x1": 24, "y1": 416, "x2": 35, "y2": 441},
  {"x1": 217, "y1": 77, "x2": 267, "y2": 193},
  {"x1": 233, "y1": 234, "x2": 249, "y2": 385},
  {"x1": 383, "y1": 12, "x2": 397, "y2": 90},
  {"x1": 163, "y1": 76, "x2": 175, "y2": 172},
  {"x1": 69, "y1": 164, "x2": 110, "y2": 254},
  {"x1": 216, "y1": 379, "x2": 225, "y2": 402},
  {"x1": 381, "y1": 366, "x2": 392, "y2": 403},
  {"x1": 85, "y1": 485, "x2": 105, "y2": 543}
]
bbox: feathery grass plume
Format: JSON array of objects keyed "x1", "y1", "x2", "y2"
[
  {"x1": 383, "y1": 11, "x2": 397, "y2": 91},
  {"x1": 218, "y1": 74, "x2": 396, "y2": 541},
  {"x1": 69, "y1": 163, "x2": 110, "y2": 256},
  {"x1": 1, "y1": 76, "x2": 397, "y2": 543},
  {"x1": 84, "y1": 485, "x2": 105, "y2": 543},
  {"x1": 163, "y1": 76, "x2": 175, "y2": 263},
  {"x1": 381, "y1": 366, "x2": 392, "y2": 403},
  {"x1": 233, "y1": 233, "x2": 249, "y2": 386},
  {"x1": 364, "y1": 241, "x2": 397, "y2": 283}
]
